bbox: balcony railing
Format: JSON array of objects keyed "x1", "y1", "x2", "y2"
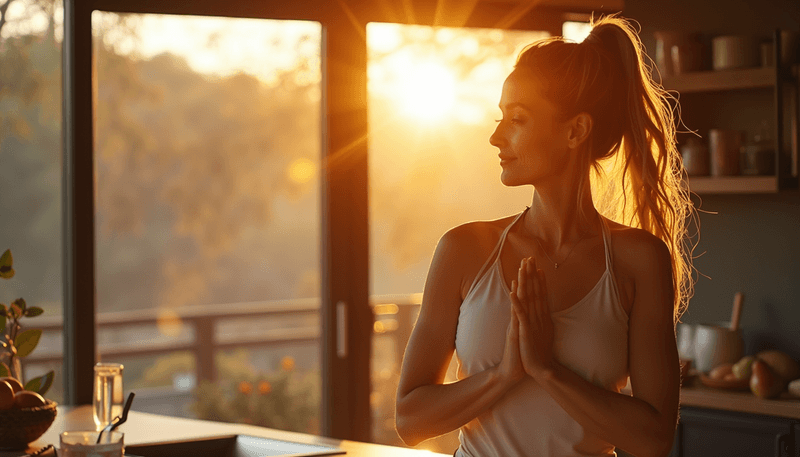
[{"x1": 26, "y1": 294, "x2": 422, "y2": 385}]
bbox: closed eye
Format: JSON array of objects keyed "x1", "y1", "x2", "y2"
[{"x1": 495, "y1": 118, "x2": 524, "y2": 125}]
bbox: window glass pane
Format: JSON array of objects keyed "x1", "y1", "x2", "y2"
[
  {"x1": 367, "y1": 23, "x2": 547, "y2": 452},
  {"x1": 0, "y1": 0, "x2": 64, "y2": 403},
  {"x1": 92, "y1": 12, "x2": 321, "y2": 433},
  {"x1": 563, "y1": 21, "x2": 592, "y2": 43}
]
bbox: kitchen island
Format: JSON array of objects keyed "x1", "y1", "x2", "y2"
[{"x1": 7, "y1": 405, "x2": 449, "y2": 457}]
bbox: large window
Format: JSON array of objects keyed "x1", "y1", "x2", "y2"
[
  {"x1": 367, "y1": 23, "x2": 547, "y2": 453},
  {"x1": 91, "y1": 12, "x2": 322, "y2": 433}
]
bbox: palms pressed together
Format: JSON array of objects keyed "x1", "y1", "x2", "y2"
[{"x1": 509, "y1": 257, "x2": 555, "y2": 382}]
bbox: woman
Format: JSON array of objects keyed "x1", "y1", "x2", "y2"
[{"x1": 395, "y1": 14, "x2": 694, "y2": 457}]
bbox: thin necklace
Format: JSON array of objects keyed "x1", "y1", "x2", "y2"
[
  {"x1": 534, "y1": 234, "x2": 588, "y2": 269},
  {"x1": 523, "y1": 207, "x2": 591, "y2": 270}
]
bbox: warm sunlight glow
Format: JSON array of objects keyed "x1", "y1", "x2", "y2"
[
  {"x1": 288, "y1": 158, "x2": 316, "y2": 184},
  {"x1": 397, "y1": 61, "x2": 457, "y2": 122},
  {"x1": 563, "y1": 21, "x2": 593, "y2": 43},
  {"x1": 156, "y1": 308, "x2": 183, "y2": 337}
]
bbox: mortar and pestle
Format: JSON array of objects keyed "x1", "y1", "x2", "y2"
[{"x1": 693, "y1": 293, "x2": 745, "y2": 373}]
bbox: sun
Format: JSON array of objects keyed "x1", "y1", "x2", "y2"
[{"x1": 397, "y1": 61, "x2": 457, "y2": 123}]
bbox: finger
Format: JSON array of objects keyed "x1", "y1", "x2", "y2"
[
  {"x1": 517, "y1": 259, "x2": 526, "y2": 302},
  {"x1": 530, "y1": 267, "x2": 543, "y2": 326},
  {"x1": 526, "y1": 258, "x2": 536, "y2": 305},
  {"x1": 539, "y1": 270, "x2": 550, "y2": 312},
  {"x1": 536, "y1": 269, "x2": 549, "y2": 322},
  {"x1": 509, "y1": 308, "x2": 519, "y2": 339},
  {"x1": 509, "y1": 289, "x2": 526, "y2": 319}
]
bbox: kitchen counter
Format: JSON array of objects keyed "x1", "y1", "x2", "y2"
[
  {"x1": 680, "y1": 376, "x2": 800, "y2": 419},
  {"x1": 8, "y1": 406, "x2": 448, "y2": 457}
]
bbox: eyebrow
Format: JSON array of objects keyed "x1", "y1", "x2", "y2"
[{"x1": 498, "y1": 102, "x2": 533, "y2": 112}]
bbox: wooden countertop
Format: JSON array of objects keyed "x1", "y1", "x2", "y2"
[
  {"x1": 8, "y1": 383, "x2": 798, "y2": 456},
  {"x1": 9, "y1": 406, "x2": 448, "y2": 457},
  {"x1": 680, "y1": 376, "x2": 800, "y2": 419}
]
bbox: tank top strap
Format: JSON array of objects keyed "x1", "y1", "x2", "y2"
[
  {"x1": 600, "y1": 216, "x2": 614, "y2": 272},
  {"x1": 466, "y1": 208, "x2": 529, "y2": 294}
]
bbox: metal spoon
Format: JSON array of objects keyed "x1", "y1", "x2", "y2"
[{"x1": 96, "y1": 392, "x2": 136, "y2": 444}]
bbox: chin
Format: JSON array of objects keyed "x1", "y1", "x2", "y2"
[{"x1": 499, "y1": 169, "x2": 534, "y2": 187}]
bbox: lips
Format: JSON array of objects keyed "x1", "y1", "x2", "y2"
[{"x1": 498, "y1": 154, "x2": 516, "y2": 165}]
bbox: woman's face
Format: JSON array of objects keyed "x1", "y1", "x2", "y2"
[{"x1": 489, "y1": 69, "x2": 573, "y2": 187}]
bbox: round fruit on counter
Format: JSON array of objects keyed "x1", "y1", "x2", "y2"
[
  {"x1": 750, "y1": 359, "x2": 784, "y2": 399},
  {"x1": 0, "y1": 377, "x2": 24, "y2": 394},
  {"x1": 788, "y1": 379, "x2": 800, "y2": 399},
  {"x1": 755, "y1": 350, "x2": 800, "y2": 387},
  {"x1": 732, "y1": 355, "x2": 755, "y2": 380},
  {"x1": 708, "y1": 363, "x2": 734, "y2": 380},
  {"x1": 0, "y1": 380, "x2": 15, "y2": 410},
  {"x1": 13, "y1": 390, "x2": 46, "y2": 409}
]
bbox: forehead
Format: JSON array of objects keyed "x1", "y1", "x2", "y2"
[{"x1": 499, "y1": 69, "x2": 550, "y2": 110}]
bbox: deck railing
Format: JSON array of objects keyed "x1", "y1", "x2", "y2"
[{"x1": 26, "y1": 294, "x2": 422, "y2": 384}]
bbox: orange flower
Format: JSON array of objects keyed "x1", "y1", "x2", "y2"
[
  {"x1": 258, "y1": 380, "x2": 272, "y2": 395},
  {"x1": 238, "y1": 381, "x2": 252, "y2": 395},
  {"x1": 281, "y1": 356, "x2": 295, "y2": 372}
]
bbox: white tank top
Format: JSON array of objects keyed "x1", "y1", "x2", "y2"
[{"x1": 454, "y1": 209, "x2": 629, "y2": 457}]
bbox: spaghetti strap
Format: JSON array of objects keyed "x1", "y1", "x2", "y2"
[
  {"x1": 600, "y1": 217, "x2": 614, "y2": 271},
  {"x1": 466, "y1": 208, "x2": 529, "y2": 294}
]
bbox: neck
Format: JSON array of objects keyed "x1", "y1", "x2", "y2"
[{"x1": 522, "y1": 171, "x2": 600, "y2": 249}]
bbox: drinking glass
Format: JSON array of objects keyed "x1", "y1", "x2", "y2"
[
  {"x1": 93, "y1": 363, "x2": 124, "y2": 431},
  {"x1": 60, "y1": 431, "x2": 124, "y2": 457}
]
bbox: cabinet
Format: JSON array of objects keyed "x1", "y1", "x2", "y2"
[
  {"x1": 670, "y1": 407, "x2": 796, "y2": 457},
  {"x1": 661, "y1": 30, "x2": 799, "y2": 194}
]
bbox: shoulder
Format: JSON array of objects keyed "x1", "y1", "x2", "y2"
[
  {"x1": 436, "y1": 214, "x2": 517, "y2": 255},
  {"x1": 606, "y1": 219, "x2": 671, "y2": 274},
  {"x1": 432, "y1": 214, "x2": 519, "y2": 298},
  {"x1": 606, "y1": 219, "x2": 674, "y2": 318}
]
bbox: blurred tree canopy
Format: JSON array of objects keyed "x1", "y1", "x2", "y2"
[{"x1": 2, "y1": 5, "x2": 322, "y2": 312}]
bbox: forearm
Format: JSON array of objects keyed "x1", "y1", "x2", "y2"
[
  {"x1": 396, "y1": 366, "x2": 514, "y2": 446},
  {"x1": 537, "y1": 363, "x2": 677, "y2": 457}
]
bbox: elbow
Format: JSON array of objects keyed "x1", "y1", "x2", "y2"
[
  {"x1": 643, "y1": 427, "x2": 676, "y2": 457},
  {"x1": 394, "y1": 413, "x2": 424, "y2": 447},
  {"x1": 625, "y1": 424, "x2": 675, "y2": 457}
]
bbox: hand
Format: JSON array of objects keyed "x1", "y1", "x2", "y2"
[
  {"x1": 497, "y1": 291, "x2": 525, "y2": 388},
  {"x1": 510, "y1": 257, "x2": 555, "y2": 381}
]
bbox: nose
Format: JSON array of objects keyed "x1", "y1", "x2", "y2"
[{"x1": 489, "y1": 122, "x2": 505, "y2": 148}]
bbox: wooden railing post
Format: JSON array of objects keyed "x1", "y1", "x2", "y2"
[{"x1": 194, "y1": 316, "x2": 216, "y2": 384}]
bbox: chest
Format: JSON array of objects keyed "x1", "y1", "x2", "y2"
[
  {"x1": 455, "y1": 262, "x2": 630, "y2": 388},
  {"x1": 497, "y1": 232, "x2": 633, "y2": 315}
]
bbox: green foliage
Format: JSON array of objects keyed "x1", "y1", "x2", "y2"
[
  {"x1": 0, "y1": 248, "x2": 54, "y2": 395},
  {"x1": 15, "y1": 329, "x2": 42, "y2": 358},
  {"x1": 193, "y1": 358, "x2": 319, "y2": 435},
  {"x1": 24, "y1": 369, "x2": 54, "y2": 395},
  {"x1": 0, "y1": 250, "x2": 14, "y2": 279}
]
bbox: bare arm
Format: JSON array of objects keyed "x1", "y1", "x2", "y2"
[
  {"x1": 514, "y1": 235, "x2": 680, "y2": 457},
  {"x1": 395, "y1": 225, "x2": 524, "y2": 446}
]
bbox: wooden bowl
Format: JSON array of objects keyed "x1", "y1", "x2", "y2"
[
  {"x1": 699, "y1": 373, "x2": 750, "y2": 391},
  {"x1": 0, "y1": 400, "x2": 58, "y2": 450}
]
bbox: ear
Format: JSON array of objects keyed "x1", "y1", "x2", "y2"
[{"x1": 567, "y1": 113, "x2": 593, "y2": 149}]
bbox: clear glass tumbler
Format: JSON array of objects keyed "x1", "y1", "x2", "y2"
[
  {"x1": 93, "y1": 363, "x2": 124, "y2": 431},
  {"x1": 60, "y1": 431, "x2": 124, "y2": 457}
]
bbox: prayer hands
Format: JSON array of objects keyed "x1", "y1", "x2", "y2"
[
  {"x1": 497, "y1": 287, "x2": 526, "y2": 387},
  {"x1": 510, "y1": 257, "x2": 555, "y2": 381}
]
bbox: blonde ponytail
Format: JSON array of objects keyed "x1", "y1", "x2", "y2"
[{"x1": 514, "y1": 14, "x2": 696, "y2": 322}]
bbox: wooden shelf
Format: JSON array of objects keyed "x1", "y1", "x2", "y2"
[
  {"x1": 663, "y1": 67, "x2": 775, "y2": 93},
  {"x1": 687, "y1": 175, "x2": 778, "y2": 194}
]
